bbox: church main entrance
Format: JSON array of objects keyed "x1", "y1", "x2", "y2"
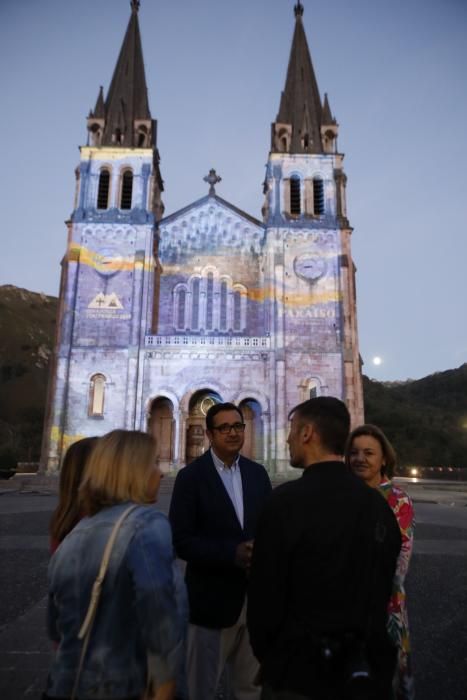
[
  {"x1": 185, "y1": 390, "x2": 222, "y2": 462},
  {"x1": 148, "y1": 397, "x2": 174, "y2": 469},
  {"x1": 147, "y1": 392, "x2": 264, "y2": 468},
  {"x1": 183, "y1": 392, "x2": 263, "y2": 465},
  {"x1": 240, "y1": 399, "x2": 263, "y2": 463}
]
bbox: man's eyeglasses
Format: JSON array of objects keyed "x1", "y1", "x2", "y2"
[{"x1": 211, "y1": 422, "x2": 246, "y2": 435}]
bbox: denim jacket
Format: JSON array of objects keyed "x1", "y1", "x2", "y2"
[{"x1": 46, "y1": 502, "x2": 187, "y2": 699}]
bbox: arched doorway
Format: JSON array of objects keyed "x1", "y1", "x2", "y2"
[
  {"x1": 148, "y1": 397, "x2": 174, "y2": 468},
  {"x1": 185, "y1": 390, "x2": 222, "y2": 462},
  {"x1": 240, "y1": 399, "x2": 263, "y2": 462}
]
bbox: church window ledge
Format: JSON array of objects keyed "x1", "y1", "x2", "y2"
[{"x1": 76, "y1": 207, "x2": 142, "y2": 224}]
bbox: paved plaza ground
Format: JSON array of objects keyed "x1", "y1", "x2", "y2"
[{"x1": 0, "y1": 476, "x2": 466, "y2": 699}]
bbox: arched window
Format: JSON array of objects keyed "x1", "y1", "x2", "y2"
[
  {"x1": 313, "y1": 178, "x2": 325, "y2": 215},
  {"x1": 177, "y1": 288, "x2": 186, "y2": 329},
  {"x1": 148, "y1": 397, "x2": 174, "y2": 463},
  {"x1": 233, "y1": 290, "x2": 242, "y2": 331},
  {"x1": 299, "y1": 378, "x2": 322, "y2": 403},
  {"x1": 89, "y1": 122, "x2": 102, "y2": 147},
  {"x1": 97, "y1": 169, "x2": 110, "y2": 210},
  {"x1": 290, "y1": 175, "x2": 301, "y2": 215},
  {"x1": 179, "y1": 272, "x2": 247, "y2": 333},
  {"x1": 191, "y1": 278, "x2": 200, "y2": 329},
  {"x1": 137, "y1": 127, "x2": 147, "y2": 147},
  {"x1": 277, "y1": 128, "x2": 289, "y2": 153},
  {"x1": 308, "y1": 379, "x2": 321, "y2": 399},
  {"x1": 89, "y1": 374, "x2": 106, "y2": 417},
  {"x1": 220, "y1": 281, "x2": 228, "y2": 330},
  {"x1": 240, "y1": 399, "x2": 263, "y2": 462},
  {"x1": 120, "y1": 170, "x2": 133, "y2": 209},
  {"x1": 186, "y1": 390, "x2": 222, "y2": 462},
  {"x1": 303, "y1": 134, "x2": 310, "y2": 149},
  {"x1": 206, "y1": 272, "x2": 214, "y2": 330}
]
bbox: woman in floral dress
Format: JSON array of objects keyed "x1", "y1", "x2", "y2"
[{"x1": 346, "y1": 424, "x2": 415, "y2": 700}]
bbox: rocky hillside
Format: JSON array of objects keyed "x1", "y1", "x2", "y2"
[
  {"x1": 0, "y1": 285, "x2": 57, "y2": 466},
  {"x1": 363, "y1": 366, "x2": 467, "y2": 468}
]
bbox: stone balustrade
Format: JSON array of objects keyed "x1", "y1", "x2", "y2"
[{"x1": 145, "y1": 335, "x2": 270, "y2": 349}]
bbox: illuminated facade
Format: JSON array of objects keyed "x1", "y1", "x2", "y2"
[{"x1": 41, "y1": 1, "x2": 363, "y2": 474}]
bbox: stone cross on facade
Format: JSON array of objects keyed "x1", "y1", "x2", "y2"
[{"x1": 203, "y1": 169, "x2": 222, "y2": 196}]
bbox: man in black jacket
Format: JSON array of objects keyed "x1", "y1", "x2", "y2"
[
  {"x1": 169, "y1": 402, "x2": 272, "y2": 700},
  {"x1": 247, "y1": 397, "x2": 401, "y2": 700}
]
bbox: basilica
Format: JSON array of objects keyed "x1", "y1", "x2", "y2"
[{"x1": 41, "y1": 1, "x2": 363, "y2": 474}]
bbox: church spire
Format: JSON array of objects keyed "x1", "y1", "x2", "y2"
[
  {"x1": 294, "y1": 1, "x2": 304, "y2": 17},
  {"x1": 93, "y1": 86, "x2": 105, "y2": 119},
  {"x1": 322, "y1": 92, "x2": 335, "y2": 125},
  {"x1": 272, "y1": 2, "x2": 324, "y2": 154},
  {"x1": 87, "y1": 1, "x2": 153, "y2": 147}
]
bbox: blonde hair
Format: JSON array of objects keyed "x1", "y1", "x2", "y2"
[{"x1": 79, "y1": 430, "x2": 158, "y2": 515}]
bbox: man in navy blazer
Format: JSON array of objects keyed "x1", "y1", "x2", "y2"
[{"x1": 169, "y1": 402, "x2": 272, "y2": 700}]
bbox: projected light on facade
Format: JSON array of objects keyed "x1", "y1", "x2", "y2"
[{"x1": 41, "y1": 3, "x2": 363, "y2": 474}]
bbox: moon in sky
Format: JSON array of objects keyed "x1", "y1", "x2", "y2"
[{"x1": 372, "y1": 356, "x2": 382, "y2": 366}]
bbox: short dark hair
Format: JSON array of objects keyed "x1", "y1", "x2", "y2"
[
  {"x1": 345, "y1": 424, "x2": 397, "y2": 479},
  {"x1": 206, "y1": 402, "x2": 244, "y2": 431},
  {"x1": 289, "y1": 397, "x2": 350, "y2": 455}
]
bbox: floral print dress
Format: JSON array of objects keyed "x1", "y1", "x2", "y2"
[{"x1": 378, "y1": 479, "x2": 415, "y2": 700}]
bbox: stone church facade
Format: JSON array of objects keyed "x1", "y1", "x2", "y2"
[{"x1": 41, "y1": 1, "x2": 364, "y2": 474}]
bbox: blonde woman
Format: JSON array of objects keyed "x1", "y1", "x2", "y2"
[{"x1": 43, "y1": 430, "x2": 187, "y2": 700}]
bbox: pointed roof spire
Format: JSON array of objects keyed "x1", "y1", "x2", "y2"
[
  {"x1": 294, "y1": 1, "x2": 304, "y2": 17},
  {"x1": 93, "y1": 86, "x2": 105, "y2": 119},
  {"x1": 101, "y1": 2, "x2": 151, "y2": 146},
  {"x1": 274, "y1": 3, "x2": 324, "y2": 153},
  {"x1": 322, "y1": 92, "x2": 336, "y2": 125}
]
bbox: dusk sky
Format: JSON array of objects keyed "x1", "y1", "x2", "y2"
[{"x1": 1, "y1": 0, "x2": 466, "y2": 382}]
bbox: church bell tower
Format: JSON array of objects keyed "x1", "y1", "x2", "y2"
[
  {"x1": 41, "y1": 0, "x2": 163, "y2": 471},
  {"x1": 263, "y1": 2, "x2": 364, "y2": 467}
]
